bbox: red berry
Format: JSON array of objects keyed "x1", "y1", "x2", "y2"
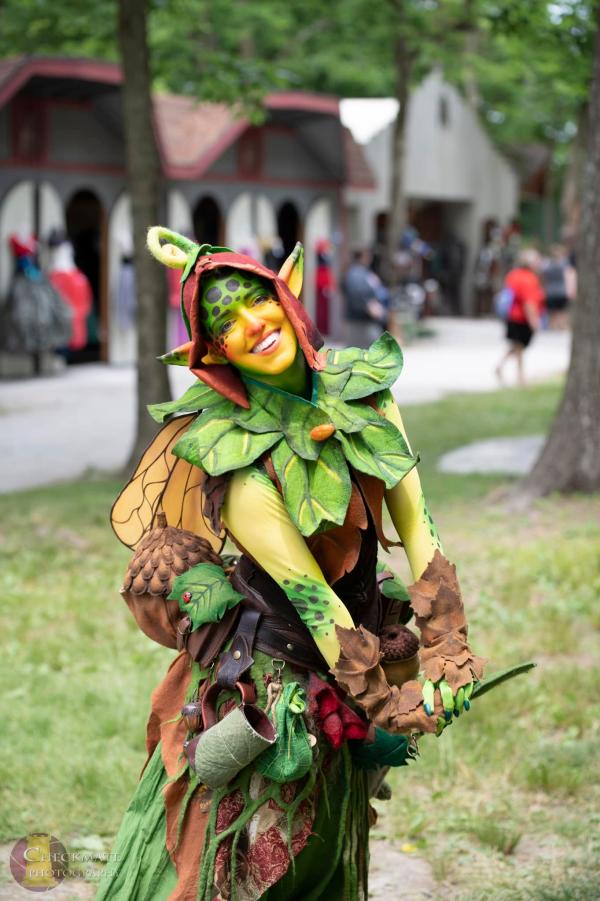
[{"x1": 182, "y1": 591, "x2": 192, "y2": 604}]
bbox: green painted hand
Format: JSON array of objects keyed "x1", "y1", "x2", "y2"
[{"x1": 423, "y1": 679, "x2": 474, "y2": 734}]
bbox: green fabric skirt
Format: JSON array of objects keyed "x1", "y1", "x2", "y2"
[
  {"x1": 95, "y1": 743, "x2": 177, "y2": 900},
  {"x1": 95, "y1": 740, "x2": 369, "y2": 900}
]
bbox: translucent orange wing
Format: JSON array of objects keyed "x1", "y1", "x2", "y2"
[{"x1": 110, "y1": 414, "x2": 224, "y2": 551}]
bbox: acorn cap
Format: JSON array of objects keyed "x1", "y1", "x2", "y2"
[
  {"x1": 122, "y1": 512, "x2": 223, "y2": 597},
  {"x1": 380, "y1": 625, "x2": 420, "y2": 662}
]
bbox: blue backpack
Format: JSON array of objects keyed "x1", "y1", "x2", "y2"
[{"x1": 494, "y1": 286, "x2": 514, "y2": 320}]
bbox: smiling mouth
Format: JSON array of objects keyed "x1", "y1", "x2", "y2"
[{"x1": 251, "y1": 330, "x2": 281, "y2": 354}]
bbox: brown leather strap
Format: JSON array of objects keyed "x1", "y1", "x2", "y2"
[
  {"x1": 232, "y1": 558, "x2": 328, "y2": 672},
  {"x1": 216, "y1": 607, "x2": 261, "y2": 690},
  {"x1": 177, "y1": 605, "x2": 240, "y2": 668},
  {"x1": 201, "y1": 680, "x2": 257, "y2": 730},
  {"x1": 254, "y1": 614, "x2": 327, "y2": 672}
]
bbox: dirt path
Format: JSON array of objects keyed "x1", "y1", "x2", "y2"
[{"x1": 1, "y1": 838, "x2": 438, "y2": 900}]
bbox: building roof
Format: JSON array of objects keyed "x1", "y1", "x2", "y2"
[{"x1": 0, "y1": 55, "x2": 374, "y2": 187}]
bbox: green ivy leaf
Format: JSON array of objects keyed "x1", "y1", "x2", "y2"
[
  {"x1": 336, "y1": 407, "x2": 416, "y2": 489},
  {"x1": 169, "y1": 562, "x2": 243, "y2": 630},
  {"x1": 172, "y1": 402, "x2": 280, "y2": 475},
  {"x1": 271, "y1": 438, "x2": 351, "y2": 536},
  {"x1": 320, "y1": 332, "x2": 403, "y2": 401},
  {"x1": 148, "y1": 380, "x2": 223, "y2": 423}
]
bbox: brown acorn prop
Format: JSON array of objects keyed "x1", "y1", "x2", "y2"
[
  {"x1": 379, "y1": 624, "x2": 420, "y2": 688},
  {"x1": 121, "y1": 512, "x2": 223, "y2": 648}
]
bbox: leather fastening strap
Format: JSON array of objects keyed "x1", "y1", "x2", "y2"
[{"x1": 216, "y1": 607, "x2": 261, "y2": 690}]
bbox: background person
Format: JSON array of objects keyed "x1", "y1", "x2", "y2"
[
  {"x1": 542, "y1": 244, "x2": 577, "y2": 330},
  {"x1": 496, "y1": 248, "x2": 545, "y2": 386},
  {"x1": 342, "y1": 247, "x2": 388, "y2": 347}
]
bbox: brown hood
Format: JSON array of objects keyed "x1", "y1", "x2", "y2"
[{"x1": 182, "y1": 251, "x2": 325, "y2": 408}]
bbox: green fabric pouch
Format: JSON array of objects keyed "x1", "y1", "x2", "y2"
[{"x1": 256, "y1": 682, "x2": 313, "y2": 783}]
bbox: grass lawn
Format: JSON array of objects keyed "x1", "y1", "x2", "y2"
[{"x1": 1, "y1": 380, "x2": 599, "y2": 898}]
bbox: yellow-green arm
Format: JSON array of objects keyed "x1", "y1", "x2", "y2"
[
  {"x1": 378, "y1": 390, "x2": 443, "y2": 579},
  {"x1": 221, "y1": 466, "x2": 354, "y2": 667}
]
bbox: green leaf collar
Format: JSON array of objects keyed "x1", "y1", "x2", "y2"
[{"x1": 151, "y1": 333, "x2": 415, "y2": 536}]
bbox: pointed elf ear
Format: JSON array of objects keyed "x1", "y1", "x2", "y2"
[
  {"x1": 147, "y1": 226, "x2": 197, "y2": 269},
  {"x1": 158, "y1": 340, "x2": 192, "y2": 367},
  {"x1": 201, "y1": 347, "x2": 228, "y2": 366},
  {"x1": 278, "y1": 242, "x2": 304, "y2": 298}
]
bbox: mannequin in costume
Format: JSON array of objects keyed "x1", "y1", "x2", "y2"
[{"x1": 97, "y1": 228, "x2": 528, "y2": 901}]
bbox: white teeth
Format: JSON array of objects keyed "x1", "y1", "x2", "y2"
[{"x1": 252, "y1": 331, "x2": 279, "y2": 353}]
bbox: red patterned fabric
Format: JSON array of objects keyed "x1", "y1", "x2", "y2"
[{"x1": 213, "y1": 775, "x2": 314, "y2": 901}]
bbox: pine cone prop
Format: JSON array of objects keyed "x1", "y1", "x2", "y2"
[{"x1": 121, "y1": 512, "x2": 223, "y2": 648}]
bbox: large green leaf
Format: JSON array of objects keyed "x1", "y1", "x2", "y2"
[
  {"x1": 280, "y1": 400, "x2": 329, "y2": 460},
  {"x1": 232, "y1": 381, "x2": 282, "y2": 433},
  {"x1": 169, "y1": 562, "x2": 243, "y2": 630},
  {"x1": 172, "y1": 403, "x2": 280, "y2": 475},
  {"x1": 148, "y1": 380, "x2": 223, "y2": 423},
  {"x1": 336, "y1": 407, "x2": 416, "y2": 488},
  {"x1": 316, "y1": 392, "x2": 372, "y2": 434},
  {"x1": 320, "y1": 332, "x2": 403, "y2": 401},
  {"x1": 271, "y1": 438, "x2": 351, "y2": 536},
  {"x1": 236, "y1": 380, "x2": 329, "y2": 460}
]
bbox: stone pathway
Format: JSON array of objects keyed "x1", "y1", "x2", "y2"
[
  {"x1": 438, "y1": 434, "x2": 545, "y2": 475},
  {"x1": 0, "y1": 318, "x2": 569, "y2": 493}
]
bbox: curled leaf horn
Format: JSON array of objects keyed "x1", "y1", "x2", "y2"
[{"x1": 147, "y1": 226, "x2": 198, "y2": 269}]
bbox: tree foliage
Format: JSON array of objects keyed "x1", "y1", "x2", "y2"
[{"x1": 0, "y1": 0, "x2": 594, "y2": 152}]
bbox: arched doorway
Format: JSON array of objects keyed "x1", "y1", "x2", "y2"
[
  {"x1": 193, "y1": 196, "x2": 223, "y2": 246},
  {"x1": 277, "y1": 201, "x2": 301, "y2": 259},
  {"x1": 65, "y1": 189, "x2": 106, "y2": 362}
]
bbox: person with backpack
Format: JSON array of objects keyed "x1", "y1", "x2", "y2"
[
  {"x1": 495, "y1": 248, "x2": 545, "y2": 386},
  {"x1": 542, "y1": 244, "x2": 577, "y2": 330}
]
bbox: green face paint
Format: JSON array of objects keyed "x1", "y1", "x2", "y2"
[{"x1": 199, "y1": 269, "x2": 273, "y2": 348}]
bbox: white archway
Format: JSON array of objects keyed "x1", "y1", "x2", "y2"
[
  {"x1": 225, "y1": 193, "x2": 277, "y2": 258},
  {"x1": 0, "y1": 181, "x2": 35, "y2": 301},
  {"x1": 107, "y1": 192, "x2": 135, "y2": 365},
  {"x1": 168, "y1": 189, "x2": 192, "y2": 236}
]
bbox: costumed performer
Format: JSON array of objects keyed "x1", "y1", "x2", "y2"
[{"x1": 96, "y1": 227, "x2": 487, "y2": 901}]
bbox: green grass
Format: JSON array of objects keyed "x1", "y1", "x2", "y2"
[{"x1": 1, "y1": 379, "x2": 599, "y2": 898}]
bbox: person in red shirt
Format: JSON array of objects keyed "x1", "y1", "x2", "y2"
[{"x1": 496, "y1": 248, "x2": 545, "y2": 386}]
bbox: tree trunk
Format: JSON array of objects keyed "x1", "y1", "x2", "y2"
[
  {"x1": 518, "y1": 3, "x2": 600, "y2": 499},
  {"x1": 118, "y1": 0, "x2": 170, "y2": 469},
  {"x1": 384, "y1": 34, "x2": 412, "y2": 284}
]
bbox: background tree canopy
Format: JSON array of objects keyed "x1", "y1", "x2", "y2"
[{"x1": 0, "y1": 0, "x2": 594, "y2": 154}]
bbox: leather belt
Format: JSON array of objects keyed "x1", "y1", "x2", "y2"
[{"x1": 232, "y1": 557, "x2": 328, "y2": 673}]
